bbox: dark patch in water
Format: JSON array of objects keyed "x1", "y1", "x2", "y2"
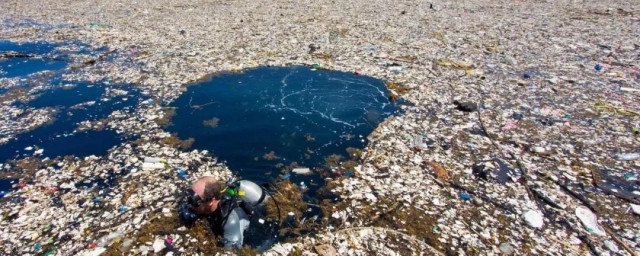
[
  {"x1": 168, "y1": 66, "x2": 398, "y2": 184},
  {"x1": 473, "y1": 158, "x2": 518, "y2": 184},
  {"x1": 468, "y1": 128, "x2": 488, "y2": 137},
  {"x1": 493, "y1": 158, "x2": 517, "y2": 183}
]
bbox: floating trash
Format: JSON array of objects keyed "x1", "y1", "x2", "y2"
[
  {"x1": 291, "y1": 168, "x2": 311, "y2": 175},
  {"x1": 594, "y1": 63, "x2": 603, "y2": 71},
  {"x1": 459, "y1": 192, "x2": 472, "y2": 200},
  {"x1": 575, "y1": 206, "x2": 606, "y2": 236},
  {"x1": 523, "y1": 210, "x2": 544, "y2": 229}
]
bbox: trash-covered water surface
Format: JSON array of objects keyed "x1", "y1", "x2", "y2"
[
  {"x1": 2, "y1": 0, "x2": 640, "y2": 255},
  {"x1": 0, "y1": 41, "x2": 138, "y2": 162},
  {"x1": 168, "y1": 66, "x2": 398, "y2": 183}
]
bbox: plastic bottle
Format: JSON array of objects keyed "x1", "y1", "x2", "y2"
[
  {"x1": 615, "y1": 153, "x2": 640, "y2": 161},
  {"x1": 389, "y1": 66, "x2": 403, "y2": 74}
]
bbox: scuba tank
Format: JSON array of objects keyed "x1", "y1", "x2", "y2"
[
  {"x1": 220, "y1": 177, "x2": 269, "y2": 249},
  {"x1": 223, "y1": 176, "x2": 268, "y2": 210}
]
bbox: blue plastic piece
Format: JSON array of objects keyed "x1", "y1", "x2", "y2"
[
  {"x1": 459, "y1": 192, "x2": 472, "y2": 200},
  {"x1": 624, "y1": 173, "x2": 638, "y2": 181},
  {"x1": 176, "y1": 168, "x2": 188, "y2": 180},
  {"x1": 595, "y1": 63, "x2": 603, "y2": 71}
]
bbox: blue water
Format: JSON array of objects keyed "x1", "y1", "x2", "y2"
[
  {"x1": 0, "y1": 83, "x2": 139, "y2": 162},
  {"x1": 0, "y1": 40, "x2": 104, "y2": 78},
  {"x1": 0, "y1": 179, "x2": 17, "y2": 197},
  {"x1": 0, "y1": 41, "x2": 139, "y2": 163},
  {"x1": 0, "y1": 41, "x2": 67, "y2": 77},
  {"x1": 0, "y1": 41, "x2": 60, "y2": 54},
  {"x1": 168, "y1": 66, "x2": 398, "y2": 183}
]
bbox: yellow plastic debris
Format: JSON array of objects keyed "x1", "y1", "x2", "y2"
[
  {"x1": 434, "y1": 59, "x2": 473, "y2": 70},
  {"x1": 594, "y1": 101, "x2": 639, "y2": 117}
]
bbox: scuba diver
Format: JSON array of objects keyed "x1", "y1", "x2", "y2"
[{"x1": 178, "y1": 175, "x2": 273, "y2": 249}]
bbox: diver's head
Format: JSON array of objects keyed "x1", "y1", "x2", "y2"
[
  {"x1": 179, "y1": 176, "x2": 225, "y2": 223},
  {"x1": 189, "y1": 176, "x2": 224, "y2": 214}
]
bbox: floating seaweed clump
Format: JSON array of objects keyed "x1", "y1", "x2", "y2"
[
  {"x1": 202, "y1": 117, "x2": 220, "y2": 128},
  {"x1": 103, "y1": 214, "x2": 220, "y2": 255},
  {"x1": 265, "y1": 180, "x2": 307, "y2": 227}
]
